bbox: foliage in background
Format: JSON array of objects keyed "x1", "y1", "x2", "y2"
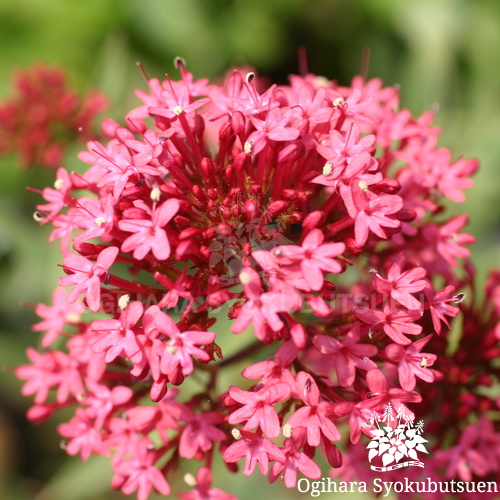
[{"x1": 0, "y1": 0, "x2": 499, "y2": 499}]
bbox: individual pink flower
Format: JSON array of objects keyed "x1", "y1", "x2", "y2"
[
  {"x1": 32, "y1": 287, "x2": 85, "y2": 347},
  {"x1": 358, "y1": 368, "x2": 421, "y2": 412},
  {"x1": 273, "y1": 229, "x2": 345, "y2": 291},
  {"x1": 223, "y1": 430, "x2": 286, "y2": 476},
  {"x1": 227, "y1": 383, "x2": 290, "y2": 438},
  {"x1": 385, "y1": 334, "x2": 437, "y2": 390},
  {"x1": 372, "y1": 254, "x2": 427, "y2": 311},
  {"x1": 72, "y1": 194, "x2": 115, "y2": 244},
  {"x1": 58, "y1": 408, "x2": 106, "y2": 461},
  {"x1": 246, "y1": 107, "x2": 300, "y2": 155},
  {"x1": 118, "y1": 198, "x2": 179, "y2": 261},
  {"x1": 177, "y1": 407, "x2": 226, "y2": 459},
  {"x1": 145, "y1": 306, "x2": 215, "y2": 380},
  {"x1": 285, "y1": 372, "x2": 341, "y2": 446},
  {"x1": 423, "y1": 214, "x2": 475, "y2": 267},
  {"x1": 425, "y1": 285, "x2": 461, "y2": 334},
  {"x1": 231, "y1": 267, "x2": 298, "y2": 339},
  {"x1": 313, "y1": 323, "x2": 378, "y2": 386},
  {"x1": 316, "y1": 122, "x2": 375, "y2": 173},
  {"x1": 59, "y1": 246, "x2": 119, "y2": 312},
  {"x1": 341, "y1": 181, "x2": 403, "y2": 246},
  {"x1": 355, "y1": 302, "x2": 423, "y2": 346},
  {"x1": 269, "y1": 426, "x2": 322, "y2": 488},
  {"x1": 179, "y1": 467, "x2": 237, "y2": 500},
  {"x1": 111, "y1": 440, "x2": 170, "y2": 500},
  {"x1": 91, "y1": 301, "x2": 144, "y2": 363}
]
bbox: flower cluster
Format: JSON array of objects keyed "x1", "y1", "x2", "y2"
[
  {"x1": 16, "y1": 59, "x2": 500, "y2": 499},
  {"x1": 0, "y1": 63, "x2": 106, "y2": 168}
]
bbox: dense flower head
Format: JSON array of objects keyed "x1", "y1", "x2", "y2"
[
  {"x1": 0, "y1": 63, "x2": 106, "y2": 168},
  {"x1": 16, "y1": 58, "x2": 500, "y2": 500}
]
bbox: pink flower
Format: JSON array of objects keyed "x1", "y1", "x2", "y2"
[
  {"x1": 269, "y1": 426, "x2": 322, "y2": 487},
  {"x1": 145, "y1": 306, "x2": 215, "y2": 380},
  {"x1": 91, "y1": 301, "x2": 144, "y2": 363},
  {"x1": 358, "y1": 368, "x2": 421, "y2": 412},
  {"x1": 227, "y1": 383, "x2": 291, "y2": 438},
  {"x1": 274, "y1": 229, "x2": 345, "y2": 291},
  {"x1": 316, "y1": 122, "x2": 376, "y2": 177},
  {"x1": 223, "y1": 430, "x2": 286, "y2": 476},
  {"x1": 231, "y1": 267, "x2": 298, "y2": 340},
  {"x1": 59, "y1": 246, "x2": 119, "y2": 312},
  {"x1": 355, "y1": 302, "x2": 423, "y2": 345},
  {"x1": 341, "y1": 181, "x2": 403, "y2": 246},
  {"x1": 58, "y1": 408, "x2": 106, "y2": 461},
  {"x1": 247, "y1": 107, "x2": 300, "y2": 155},
  {"x1": 426, "y1": 285, "x2": 460, "y2": 334},
  {"x1": 32, "y1": 287, "x2": 85, "y2": 347},
  {"x1": 372, "y1": 254, "x2": 427, "y2": 311},
  {"x1": 111, "y1": 440, "x2": 170, "y2": 500},
  {"x1": 177, "y1": 407, "x2": 225, "y2": 459},
  {"x1": 313, "y1": 323, "x2": 377, "y2": 386},
  {"x1": 118, "y1": 198, "x2": 179, "y2": 261},
  {"x1": 72, "y1": 194, "x2": 115, "y2": 244},
  {"x1": 385, "y1": 334, "x2": 437, "y2": 390},
  {"x1": 178, "y1": 467, "x2": 237, "y2": 500},
  {"x1": 285, "y1": 372, "x2": 341, "y2": 446}
]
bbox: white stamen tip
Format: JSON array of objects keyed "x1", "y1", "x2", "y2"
[
  {"x1": 231, "y1": 428, "x2": 242, "y2": 440},
  {"x1": 33, "y1": 211, "x2": 44, "y2": 222},
  {"x1": 184, "y1": 473, "x2": 196, "y2": 487},
  {"x1": 150, "y1": 187, "x2": 161, "y2": 202},
  {"x1": 54, "y1": 179, "x2": 64, "y2": 190},
  {"x1": 239, "y1": 270, "x2": 251, "y2": 285},
  {"x1": 172, "y1": 105, "x2": 183, "y2": 116},
  {"x1": 245, "y1": 72, "x2": 255, "y2": 84},
  {"x1": 358, "y1": 180, "x2": 369, "y2": 191},
  {"x1": 322, "y1": 163, "x2": 333, "y2": 176},
  {"x1": 244, "y1": 140, "x2": 253, "y2": 154},
  {"x1": 118, "y1": 295, "x2": 131, "y2": 310},
  {"x1": 95, "y1": 216, "x2": 106, "y2": 227},
  {"x1": 333, "y1": 97, "x2": 345, "y2": 107},
  {"x1": 283, "y1": 424, "x2": 293, "y2": 438}
]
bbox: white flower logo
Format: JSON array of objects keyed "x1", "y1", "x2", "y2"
[{"x1": 367, "y1": 403, "x2": 428, "y2": 471}]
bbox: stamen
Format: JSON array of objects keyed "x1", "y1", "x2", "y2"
[
  {"x1": 323, "y1": 163, "x2": 333, "y2": 176},
  {"x1": 118, "y1": 295, "x2": 130, "y2": 310},
  {"x1": 231, "y1": 428, "x2": 242, "y2": 440}
]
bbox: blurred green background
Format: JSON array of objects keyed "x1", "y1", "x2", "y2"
[{"x1": 1, "y1": 0, "x2": 499, "y2": 499}]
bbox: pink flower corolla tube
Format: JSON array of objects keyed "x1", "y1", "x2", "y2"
[{"x1": 16, "y1": 59, "x2": 500, "y2": 499}]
